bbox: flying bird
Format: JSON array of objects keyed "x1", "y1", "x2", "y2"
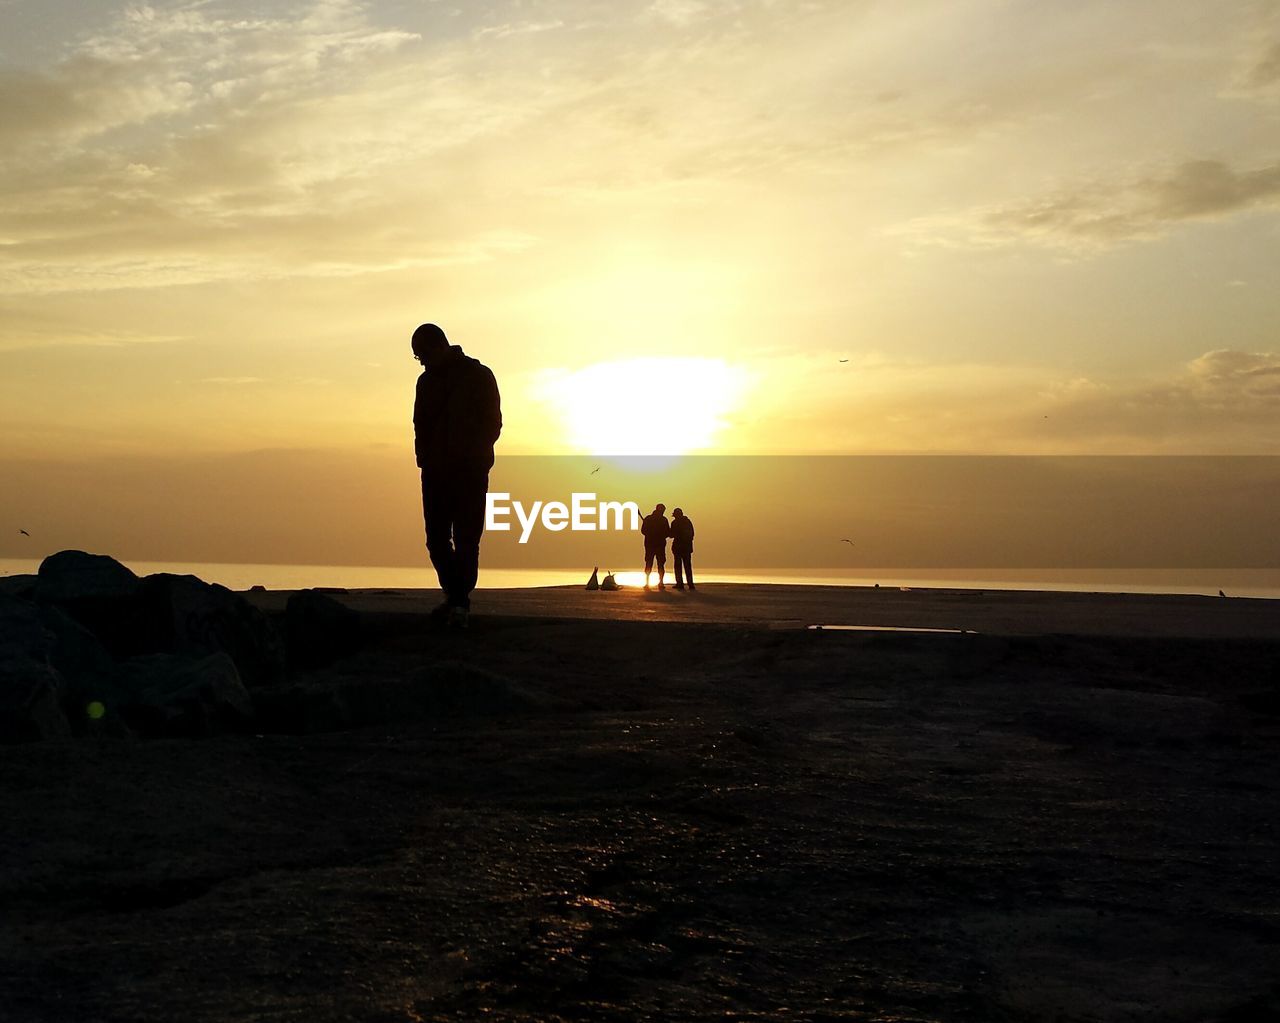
[
  {"x1": 840, "y1": 538, "x2": 854, "y2": 545},
  {"x1": 18, "y1": 529, "x2": 30, "y2": 537},
  {"x1": 838, "y1": 359, "x2": 849, "y2": 363},
  {"x1": 590, "y1": 466, "x2": 600, "y2": 475}
]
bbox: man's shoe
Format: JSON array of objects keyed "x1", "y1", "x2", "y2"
[
  {"x1": 674, "y1": 583, "x2": 685, "y2": 590},
  {"x1": 688, "y1": 583, "x2": 697, "y2": 590},
  {"x1": 658, "y1": 582, "x2": 666, "y2": 591},
  {"x1": 448, "y1": 606, "x2": 470, "y2": 630},
  {"x1": 429, "y1": 600, "x2": 453, "y2": 623}
]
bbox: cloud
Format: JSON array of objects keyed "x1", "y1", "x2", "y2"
[
  {"x1": 474, "y1": 19, "x2": 565, "y2": 39},
  {"x1": 1004, "y1": 350, "x2": 1280, "y2": 453},
  {"x1": 0, "y1": 0, "x2": 896, "y2": 294},
  {"x1": 0, "y1": 1, "x2": 420, "y2": 152},
  {"x1": 0, "y1": 0, "x2": 580, "y2": 293},
  {"x1": 1244, "y1": 40, "x2": 1280, "y2": 89},
  {"x1": 1186, "y1": 349, "x2": 1280, "y2": 395},
  {"x1": 1224, "y1": 0, "x2": 1280, "y2": 104},
  {"x1": 729, "y1": 348, "x2": 1280, "y2": 454},
  {"x1": 4, "y1": 0, "x2": 1275, "y2": 301},
  {"x1": 0, "y1": 303, "x2": 184, "y2": 351},
  {"x1": 901, "y1": 158, "x2": 1280, "y2": 252},
  {"x1": 645, "y1": 0, "x2": 714, "y2": 28}
]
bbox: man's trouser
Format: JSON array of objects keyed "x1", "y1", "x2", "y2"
[
  {"x1": 673, "y1": 550, "x2": 693, "y2": 586},
  {"x1": 421, "y1": 465, "x2": 489, "y2": 610},
  {"x1": 644, "y1": 546, "x2": 666, "y2": 577}
]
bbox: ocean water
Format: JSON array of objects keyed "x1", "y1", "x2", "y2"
[{"x1": 2, "y1": 559, "x2": 1279, "y2": 598}]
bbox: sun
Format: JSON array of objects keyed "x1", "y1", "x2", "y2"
[{"x1": 538, "y1": 357, "x2": 751, "y2": 456}]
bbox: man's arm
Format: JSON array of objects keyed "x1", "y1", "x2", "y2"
[
  {"x1": 481, "y1": 366, "x2": 502, "y2": 446},
  {"x1": 412, "y1": 372, "x2": 429, "y2": 468}
]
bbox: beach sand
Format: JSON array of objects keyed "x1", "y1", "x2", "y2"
[
  {"x1": 2, "y1": 584, "x2": 1278, "y2": 1021},
  {"x1": 251, "y1": 580, "x2": 1280, "y2": 638}
]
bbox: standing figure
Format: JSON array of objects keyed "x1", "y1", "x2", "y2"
[
  {"x1": 640, "y1": 503, "x2": 671, "y2": 591},
  {"x1": 412, "y1": 323, "x2": 502, "y2": 628},
  {"x1": 670, "y1": 507, "x2": 695, "y2": 590}
]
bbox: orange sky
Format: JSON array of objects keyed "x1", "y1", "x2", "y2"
[{"x1": 2, "y1": 1, "x2": 1279, "y2": 564}]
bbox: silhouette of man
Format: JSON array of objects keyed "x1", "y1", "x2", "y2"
[
  {"x1": 641, "y1": 503, "x2": 670, "y2": 591},
  {"x1": 412, "y1": 323, "x2": 501, "y2": 628},
  {"x1": 670, "y1": 507, "x2": 695, "y2": 590}
]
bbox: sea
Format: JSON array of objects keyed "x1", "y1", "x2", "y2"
[{"x1": 2, "y1": 560, "x2": 1279, "y2": 598}]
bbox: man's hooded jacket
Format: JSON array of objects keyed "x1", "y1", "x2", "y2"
[{"x1": 413, "y1": 345, "x2": 502, "y2": 474}]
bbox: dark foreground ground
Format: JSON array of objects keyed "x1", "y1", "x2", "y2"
[{"x1": 3, "y1": 601, "x2": 1280, "y2": 1022}]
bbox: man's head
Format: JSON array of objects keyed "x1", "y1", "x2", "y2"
[
  {"x1": 655, "y1": 503, "x2": 666, "y2": 515},
  {"x1": 411, "y1": 323, "x2": 450, "y2": 367},
  {"x1": 672, "y1": 507, "x2": 684, "y2": 518}
]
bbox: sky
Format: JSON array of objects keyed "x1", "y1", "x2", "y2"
[{"x1": 2, "y1": 0, "x2": 1279, "y2": 565}]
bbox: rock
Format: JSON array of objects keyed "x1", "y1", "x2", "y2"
[
  {"x1": 1, "y1": 591, "x2": 49, "y2": 651},
  {"x1": 35, "y1": 551, "x2": 139, "y2": 603},
  {"x1": 33, "y1": 552, "x2": 143, "y2": 655},
  {"x1": 0, "y1": 593, "x2": 72, "y2": 741},
  {"x1": 0, "y1": 592, "x2": 117, "y2": 740},
  {"x1": 136, "y1": 574, "x2": 285, "y2": 686},
  {"x1": 116, "y1": 652, "x2": 254, "y2": 738},
  {"x1": 0, "y1": 574, "x2": 37, "y2": 599},
  {"x1": 0, "y1": 655, "x2": 70, "y2": 742},
  {"x1": 285, "y1": 590, "x2": 362, "y2": 669},
  {"x1": 36, "y1": 602, "x2": 117, "y2": 689}
]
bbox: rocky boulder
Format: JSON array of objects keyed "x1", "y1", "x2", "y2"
[
  {"x1": 136, "y1": 574, "x2": 284, "y2": 686},
  {"x1": 0, "y1": 656, "x2": 70, "y2": 742},
  {"x1": 285, "y1": 589, "x2": 363, "y2": 669},
  {"x1": 35, "y1": 550, "x2": 140, "y2": 603},
  {"x1": 1, "y1": 560, "x2": 281, "y2": 741},
  {"x1": 0, "y1": 594, "x2": 71, "y2": 742},
  {"x1": 32, "y1": 551, "x2": 147, "y2": 658},
  {"x1": 116, "y1": 652, "x2": 254, "y2": 738},
  {"x1": 1, "y1": 591, "x2": 132, "y2": 740},
  {"x1": 0, "y1": 574, "x2": 37, "y2": 599}
]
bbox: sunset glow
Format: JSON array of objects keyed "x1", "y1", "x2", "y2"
[
  {"x1": 1, "y1": 0, "x2": 1278, "y2": 568},
  {"x1": 536, "y1": 358, "x2": 751, "y2": 456}
]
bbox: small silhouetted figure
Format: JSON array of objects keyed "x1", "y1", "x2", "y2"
[
  {"x1": 412, "y1": 323, "x2": 501, "y2": 628},
  {"x1": 671, "y1": 507, "x2": 695, "y2": 590},
  {"x1": 641, "y1": 503, "x2": 670, "y2": 591}
]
